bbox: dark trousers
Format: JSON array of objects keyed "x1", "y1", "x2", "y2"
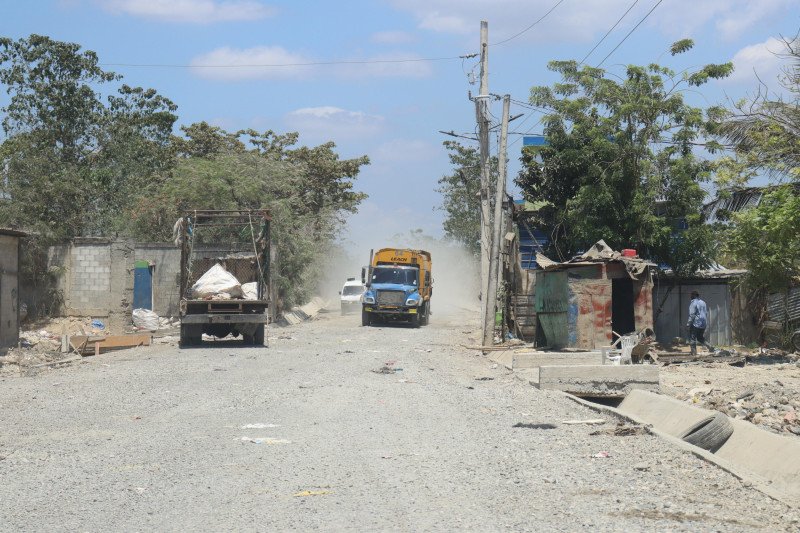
[{"x1": 689, "y1": 326, "x2": 713, "y2": 353}]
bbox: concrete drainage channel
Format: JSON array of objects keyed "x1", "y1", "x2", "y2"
[
  {"x1": 498, "y1": 352, "x2": 800, "y2": 507},
  {"x1": 569, "y1": 389, "x2": 800, "y2": 507}
]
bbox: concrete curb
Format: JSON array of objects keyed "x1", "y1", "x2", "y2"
[{"x1": 562, "y1": 392, "x2": 797, "y2": 508}]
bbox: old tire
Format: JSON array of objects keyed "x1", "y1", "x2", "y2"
[
  {"x1": 361, "y1": 309, "x2": 371, "y2": 327},
  {"x1": 679, "y1": 412, "x2": 734, "y2": 452}
]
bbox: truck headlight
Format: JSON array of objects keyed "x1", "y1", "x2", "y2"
[
  {"x1": 405, "y1": 296, "x2": 420, "y2": 306},
  {"x1": 363, "y1": 294, "x2": 375, "y2": 304}
]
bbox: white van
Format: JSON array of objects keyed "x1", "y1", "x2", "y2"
[{"x1": 339, "y1": 278, "x2": 366, "y2": 315}]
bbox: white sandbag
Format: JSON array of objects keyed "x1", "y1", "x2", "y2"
[
  {"x1": 242, "y1": 282, "x2": 258, "y2": 300},
  {"x1": 132, "y1": 308, "x2": 160, "y2": 330},
  {"x1": 191, "y1": 263, "x2": 243, "y2": 299}
]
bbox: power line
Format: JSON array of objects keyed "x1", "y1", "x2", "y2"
[
  {"x1": 101, "y1": 55, "x2": 469, "y2": 69},
  {"x1": 489, "y1": 0, "x2": 566, "y2": 46},
  {"x1": 579, "y1": 0, "x2": 639, "y2": 65},
  {"x1": 596, "y1": 0, "x2": 663, "y2": 68}
]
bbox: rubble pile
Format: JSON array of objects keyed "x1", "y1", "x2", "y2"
[{"x1": 672, "y1": 359, "x2": 800, "y2": 438}]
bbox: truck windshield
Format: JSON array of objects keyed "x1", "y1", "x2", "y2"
[{"x1": 372, "y1": 267, "x2": 417, "y2": 285}]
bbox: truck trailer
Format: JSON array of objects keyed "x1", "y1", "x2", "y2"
[
  {"x1": 361, "y1": 248, "x2": 432, "y2": 327},
  {"x1": 177, "y1": 210, "x2": 271, "y2": 346}
]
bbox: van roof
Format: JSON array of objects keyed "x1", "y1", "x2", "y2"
[{"x1": 343, "y1": 279, "x2": 363, "y2": 286}]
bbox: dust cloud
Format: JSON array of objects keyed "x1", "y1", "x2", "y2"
[{"x1": 317, "y1": 234, "x2": 479, "y2": 318}]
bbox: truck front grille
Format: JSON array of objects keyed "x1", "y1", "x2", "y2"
[{"x1": 376, "y1": 290, "x2": 405, "y2": 305}]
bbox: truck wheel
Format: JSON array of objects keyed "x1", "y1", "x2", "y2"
[
  {"x1": 362, "y1": 309, "x2": 371, "y2": 327},
  {"x1": 180, "y1": 324, "x2": 202, "y2": 347},
  {"x1": 421, "y1": 302, "x2": 430, "y2": 326},
  {"x1": 249, "y1": 325, "x2": 265, "y2": 346}
]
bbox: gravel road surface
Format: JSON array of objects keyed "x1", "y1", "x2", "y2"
[{"x1": 1, "y1": 310, "x2": 797, "y2": 531}]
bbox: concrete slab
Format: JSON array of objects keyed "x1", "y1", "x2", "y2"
[
  {"x1": 512, "y1": 350, "x2": 602, "y2": 369},
  {"x1": 617, "y1": 389, "x2": 800, "y2": 502},
  {"x1": 489, "y1": 350, "x2": 602, "y2": 370},
  {"x1": 537, "y1": 364, "x2": 659, "y2": 397}
]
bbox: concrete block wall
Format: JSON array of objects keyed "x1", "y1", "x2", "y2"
[
  {"x1": 46, "y1": 240, "x2": 183, "y2": 331},
  {"x1": 0, "y1": 233, "x2": 21, "y2": 351},
  {"x1": 69, "y1": 243, "x2": 112, "y2": 313}
]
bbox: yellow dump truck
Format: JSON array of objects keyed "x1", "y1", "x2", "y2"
[{"x1": 360, "y1": 248, "x2": 432, "y2": 327}]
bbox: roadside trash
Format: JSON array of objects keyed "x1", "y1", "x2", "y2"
[
  {"x1": 590, "y1": 423, "x2": 648, "y2": 437},
  {"x1": 475, "y1": 377, "x2": 494, "y2": 381},
  {"x1": 293, "y1": 490, "x2": 330, "y2": 497},
  {"x1": 561, "y1": 419, "x2": 606, "y2": 425},
  {"x1": 132, "y1": 308, "x2": 159, "y2": 330},
  {"x1": 191, "y1": 263, "x2": 243, "y2": 299},
  {"x1": 591, "y1": 451, "x2": 611, "y2": 458},
  {"x1": 633, "y1": 463, "x2": 650, "y2": 471},
  {"x1": 372, "y1": 366, "x2": 396, "y2": 374},
  {"x1": 513, "y1": 422, "x2": 557, "y2": 429},
  {"x1": 241, "y1": 437, "x2": 291, "y2": 444},
  {"x1": 91, "y1": 319, "x2": 105, "y2": 330},
  {"x1": 241, "y1": 423, "x2": 279, "y2": 429}
]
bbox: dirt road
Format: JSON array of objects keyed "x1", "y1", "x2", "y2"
[{"x1": 0, "y1": 310, "x2": 797, "y2": 531}]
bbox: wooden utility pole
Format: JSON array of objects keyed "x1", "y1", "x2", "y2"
[
  {"x1": 476, "y1": 21, "x2": 493, "y2": 349},
  {"x1": 487, "y1": 94, "x2": 511, "y2": 343}
]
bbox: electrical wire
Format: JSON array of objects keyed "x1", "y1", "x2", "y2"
[
  {"x1": 579, "y1": 0, "x2": 639, "y2": 65},
  {"x1": 489, "y1": 0, "x2": 566, "y2": 46},
  {"x1": 101, "y1": 55, "x2": 467, "y2": 69},
  {"x1": 596, "y1": 0, "x2": 663, "y2": 68}
]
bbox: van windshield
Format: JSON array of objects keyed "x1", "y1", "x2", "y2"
[
  {"x1": 372, "y1": 267, "x2": 417, "y2": 285},
  {"x1": 342, "y1": 285, "x2": 364, "y2": 296}
]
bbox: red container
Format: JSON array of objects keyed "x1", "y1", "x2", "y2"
[{"x1": 621, "y1": 249, "x2": 637, "y2": 257}]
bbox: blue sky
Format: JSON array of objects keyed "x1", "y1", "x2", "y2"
[{"x1": 2, "y1": 0, "x2": 798, "y2": 247}]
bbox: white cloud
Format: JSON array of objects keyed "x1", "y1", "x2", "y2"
[
  {"x1": 284, "y1": 107, "x2": 385, "y2": 142},
  {"x1": 726, "y1": 37, "x2": 786, "y2": 86},
  {"x1": 190, "y1": 48, "x2": 434, "y2": 81},
  {"x1": 389, "y1": 0, "x2": 792, "y2": 43},
  {"x1": 98, "y1": 0, "x2": 274, "y2": 23},
  {"x1": 190, "y1": 46, "x2": 314, "y2": 80},
  {"x1": 371, "y1": 30, "x2": 417, "y2": 44}
]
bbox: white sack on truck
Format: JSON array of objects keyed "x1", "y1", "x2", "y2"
[
  {"x1": 191, "y1": 263, "x2": 244, "y2": 299},
  {"x1": 241, "y1": 282, "x2": 258, "y2": 300}
]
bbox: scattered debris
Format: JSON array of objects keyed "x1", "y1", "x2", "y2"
[
  {"x1": 561, "y1": 418, "x2": 606, "y2": 425},
  {"x1": 70, "y1": 334, "x2": 151, "y2": 355},
  {"x1": 474, "y1": 376, "x2": 494, "y2": 381},
  {"x1": 591, "y1": 451, "x2": 611, "y2": 458},
  {"x1": 512, "y1": 422, "x2": 557, "y2": 429},
  {"x1": 590, "y1": 423, "x2": 648, "y2": 437},
  {"x1": 372, "y1": 366, "x2": 397, "y2": 374},
  {"x1": 293, "y1": 490, "x2": 330, "y2": 497},
  {"x1": 241, "y1": 437, "x2": 292, "y2": 445},
  {"x1": 241, "y1": 423, "x2": 280, "y2": 429}
]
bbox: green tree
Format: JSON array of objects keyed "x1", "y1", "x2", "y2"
[
  {"x1": 435, "y1": 141, "x2": 496, "y2": 257},
  {"x1": 515, "y1": 42, "x2": 732, "y2": 275},
  {"x1": 711, "y1": 36, "x2": 800, "y2": 292}
]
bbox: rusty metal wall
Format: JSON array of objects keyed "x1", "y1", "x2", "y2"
[
  {"x1": 654, "y1": 282, "x2": 732, "y2": 346},
  {"x1": 0, "y1": 234, "x2": 20, "y2": 350}
]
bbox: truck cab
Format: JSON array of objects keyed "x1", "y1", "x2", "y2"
[{"x1": 361, "y1": 248, "x2": 432, "y2": 327}]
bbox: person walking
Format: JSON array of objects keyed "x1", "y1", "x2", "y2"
[{"x1": 687, "y1": 290, "x2": 714, "y2": 355}]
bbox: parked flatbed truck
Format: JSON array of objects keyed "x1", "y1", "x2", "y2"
[
  {"x1": 178, "y1": 210, "x2": 271, "y2": 347},
  {"x1": 361, "y1": 248, "x2": 432, "y2": 327}
]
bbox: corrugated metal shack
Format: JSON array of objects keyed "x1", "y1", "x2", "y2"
[
  {"x1": 515, "y1": 240, "x2": 654, "y2": 350},
  {"x1": 653, "y1": 269, "x2": 754, "y2": 347},
  {"x1": 0, "y1": 229, "x2": 25, "y2": 353}
]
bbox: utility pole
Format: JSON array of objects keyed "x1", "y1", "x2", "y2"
[
  {"x1": 476, "y1": 20, "x2": 493, "y2": 349},
  {"x1": 484, "y1": 95, "x2": 509, "y2": 347},
  {"x1": 488, "y1": 94, "x2": 511, "y2": 343}
]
